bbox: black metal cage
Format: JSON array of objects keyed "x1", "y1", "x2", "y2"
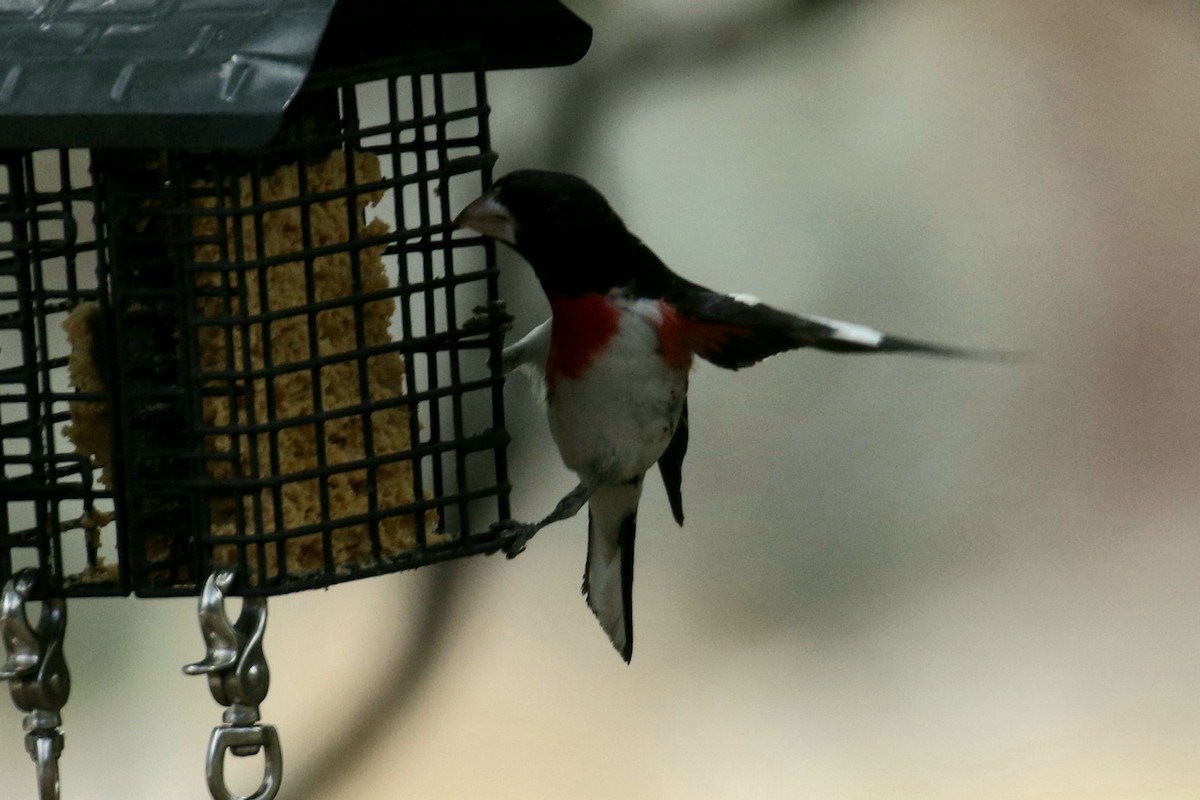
[{"x1": 0, "y1": 0, "x2": 591, "y2": 598}]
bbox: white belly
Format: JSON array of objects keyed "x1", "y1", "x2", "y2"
[{"x1": 547, "y1": 303, "x2": 688, "y2": 484}]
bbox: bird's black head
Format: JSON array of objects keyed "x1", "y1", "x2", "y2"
[{"x1": 455, "y1": 170, "x2": 661, "y2": 296}]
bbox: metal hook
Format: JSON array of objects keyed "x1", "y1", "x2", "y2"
[
  {"x1": 184, "y1": 569, "x2": 281, "y2": 800},
  {"x1": 1, "y1": 569, "x2": 70, "y2": 800},
  {"x1": 183, "y1": 569, "x2": 270, "y2": 715}
]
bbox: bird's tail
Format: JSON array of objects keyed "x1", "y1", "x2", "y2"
[{"x1": 582, "y1": 480, "x2": 642, "y2": 663}]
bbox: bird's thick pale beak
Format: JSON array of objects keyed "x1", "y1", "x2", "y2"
[{"x1": 454, "y1": 190, "x2": 517, "y2": 245}]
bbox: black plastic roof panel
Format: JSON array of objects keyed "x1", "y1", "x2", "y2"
[{"x1": 0, "y1": 0, "x2": 591, "y2": 149}]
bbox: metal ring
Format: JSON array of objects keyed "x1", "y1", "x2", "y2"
[{"x1": 206, "y1": 724, "x2": 282, "y2": 800}]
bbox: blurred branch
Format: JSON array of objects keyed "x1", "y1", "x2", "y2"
[
  {"x1": 283, "y1": 561, "x2": 466, "y2": 800},
  {"x1": 544, "y1": 0, "x2": 862, "y2": 169}
]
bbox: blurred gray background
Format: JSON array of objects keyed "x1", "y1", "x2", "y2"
[{"x1": 4, "y1": 0, "x2": 1200, "y2": 797}]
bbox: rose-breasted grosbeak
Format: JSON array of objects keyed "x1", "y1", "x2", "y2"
[{"x1": 456, "y1": 169, "x2": 985, "y2": 662}]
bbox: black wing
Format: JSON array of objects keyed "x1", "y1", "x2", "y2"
[
  {"x1": 656, "y1": 400, "x2": 688, "y2": 526},
  {"x1": 669, "y1": 290, "x2": 980, "y2": 370}
]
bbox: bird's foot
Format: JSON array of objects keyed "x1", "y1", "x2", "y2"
[
  {"x1": 492, "y1": 519, "x2": 539, "y2": 559},
  {"x1": 464, "y1": 301, "x2": 514, "y2": 335}
]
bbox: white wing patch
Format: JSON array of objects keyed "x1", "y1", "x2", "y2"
[
  {"x1": 805, "y1": 313, "x2": 885, "y2": 348},
  {"x1": 728, "y1": 292, "x2": 762, "y2": 306}
]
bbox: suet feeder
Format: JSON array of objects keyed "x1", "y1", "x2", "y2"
[{"x1": 0, "y1": 1, "x2": 590, "y2": 797}]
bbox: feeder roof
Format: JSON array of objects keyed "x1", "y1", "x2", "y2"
[{"x1": 0, "y1": 0, "x2": 591, "y2": 149}]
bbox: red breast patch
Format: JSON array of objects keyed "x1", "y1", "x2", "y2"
[{"x1": 548, "y1": 294, "x2": 621, "y2": 387}]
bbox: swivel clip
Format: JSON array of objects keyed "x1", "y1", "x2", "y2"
[
  {"x1": 184, "y1": 569, "x2": 281, "y2": 800},
  {"x1": 0, "y1": 569, "x2": 70, "y2": 800}
]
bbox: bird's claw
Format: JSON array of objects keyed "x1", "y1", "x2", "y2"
[
  {"x1": 464, "y1": 301, "x2": 514, "y2": 335},
  {"x1": 492, "y1": 519, "x2": 538, "y2": 559}
]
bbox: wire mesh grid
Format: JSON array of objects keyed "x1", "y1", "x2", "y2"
[
  {"x1": 0, "y1": 149, "x2": 111, "y2": 596},
  {"x1": 0, "y1": 69, "x2": 513, "y2": 598}
]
